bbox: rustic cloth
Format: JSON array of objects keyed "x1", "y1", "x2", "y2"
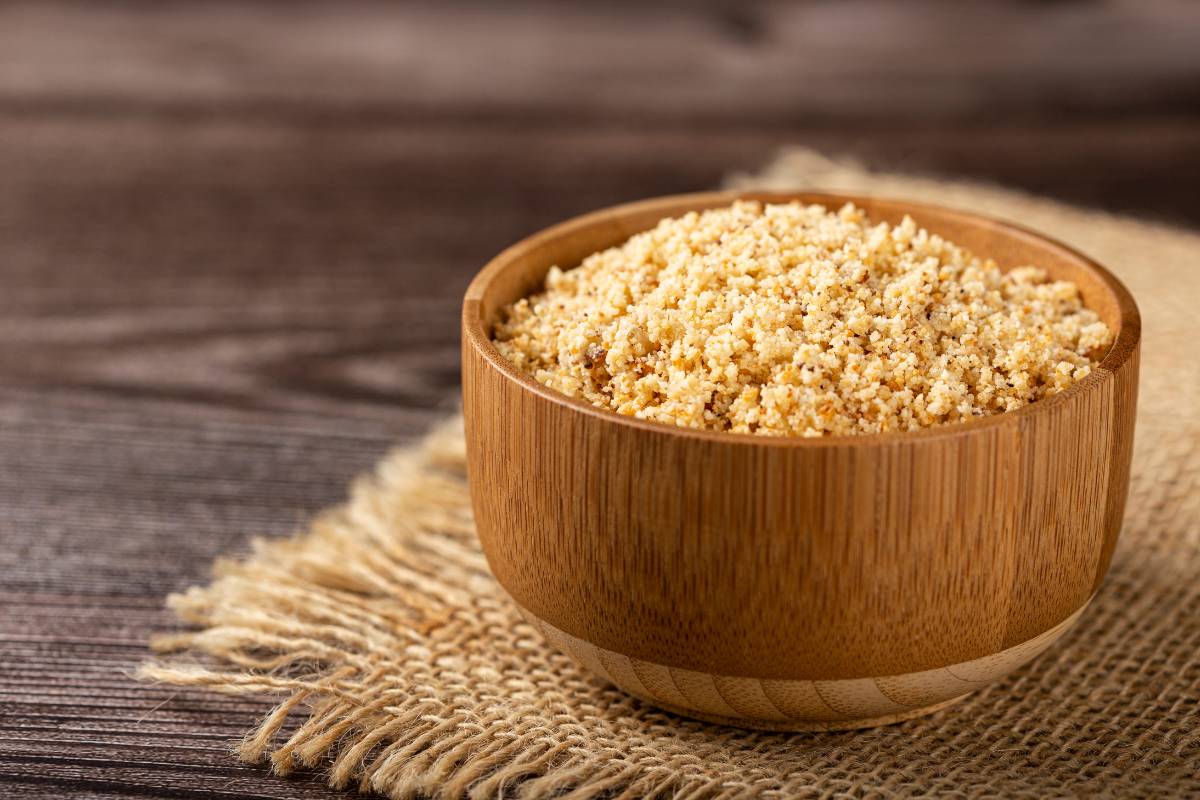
[{"x1": 140, "y1": 151, "x2": 1200, "y2": 799}]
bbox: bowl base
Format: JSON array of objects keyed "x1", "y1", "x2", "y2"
[{"x1": 517, "y1": 596, "x2": 1090, "y2": 732}]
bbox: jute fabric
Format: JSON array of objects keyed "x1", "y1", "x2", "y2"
[{"x1": 140, "y1": 151, "x2": 1200, "y2": 798}]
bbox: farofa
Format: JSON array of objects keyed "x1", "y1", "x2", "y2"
[{"x1": 493, "y1": 201, "x2": 1112, "y2": 436}]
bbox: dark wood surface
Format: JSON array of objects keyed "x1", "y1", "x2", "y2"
[{"x1": 2, "y1": 2, "x2": 1198, "y2": 797}]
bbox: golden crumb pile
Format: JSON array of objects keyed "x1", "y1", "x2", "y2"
[{"x1": 493, "y1": 201, "x2": 1112, "y2": 436}]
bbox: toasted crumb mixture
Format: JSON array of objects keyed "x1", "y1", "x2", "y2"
[{"x1": 493, "y1": 201, "x2": 1112, "y2": 436}]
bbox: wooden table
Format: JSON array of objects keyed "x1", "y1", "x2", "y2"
[{"x1": 3, "y1": 3, "x2": 1198, "y2": 797}]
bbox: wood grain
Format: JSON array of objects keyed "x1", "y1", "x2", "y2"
[
  {"x1": 462, "y1": 191, "x2": 1140, "y2": 727},
  {"x1": 0, "y1": 0, "x2": 1193, "y2": 793}
]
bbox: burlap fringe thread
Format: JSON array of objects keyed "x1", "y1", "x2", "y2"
[{"x1": 140, "y1": 151, "x2": 1200, "y2": 799}]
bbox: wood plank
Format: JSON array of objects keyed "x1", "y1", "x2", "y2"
[{"x1": 2, "y1": 1, "x2": 1197, "y2": 122}]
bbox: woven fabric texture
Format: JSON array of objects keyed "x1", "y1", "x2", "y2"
[{"x1": 141, "y1": 152, "x2": 1200, "y2": 798}]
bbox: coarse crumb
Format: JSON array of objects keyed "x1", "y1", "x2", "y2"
[{"x1": 493, "y1": 201, "x2": 1113, "y2": 436}]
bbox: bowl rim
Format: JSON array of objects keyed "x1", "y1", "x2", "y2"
[{"x1": 463, "y1": 189, "x2": 1141, "y2": 447}]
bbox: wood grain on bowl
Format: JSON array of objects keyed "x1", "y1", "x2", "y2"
[{"x1": 461, "y1": 191, "x2": 1140, "y2": 729}]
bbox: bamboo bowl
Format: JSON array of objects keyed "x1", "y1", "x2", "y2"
[{"x1": 461, "y1": 191, "x2": 1140, "y2": 731}]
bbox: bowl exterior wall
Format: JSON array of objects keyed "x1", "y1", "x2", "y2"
[{"x1": 461, "y1": 190, "x2": 1140, "y2": 684}]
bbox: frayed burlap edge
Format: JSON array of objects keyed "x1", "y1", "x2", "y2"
[
  {"x1": 139, "y1": 420, "x2": 771, "y2": 799},
  {"x1": 139, "y1": 152, "x2": 1200, "y2": 799}
]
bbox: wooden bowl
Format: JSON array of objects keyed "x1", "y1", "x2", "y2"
[{"x1": 461, "y1": 191, "x2": 1140, "y2": 731}]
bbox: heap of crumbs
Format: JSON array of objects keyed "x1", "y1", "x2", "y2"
[{"x1": 494, "y1": 201, "x2": 1111, "y2": 436}]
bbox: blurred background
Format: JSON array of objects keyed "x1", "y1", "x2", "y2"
[
  {"x1": 2, "y1": 2, "x2": 1199, "y2": 797},
  {"x1": 4, "y1": 1, "x2": 1198, "y2": 438}
]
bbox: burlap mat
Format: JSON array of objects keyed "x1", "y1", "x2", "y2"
[{"x1": 140, "y1": 151, "x2": 1200, "y2": 799}]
